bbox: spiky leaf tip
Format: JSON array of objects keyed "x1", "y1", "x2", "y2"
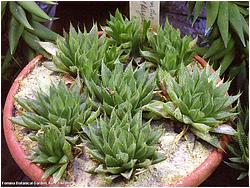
[
  {"x1": 85, "y1": 109, "x2": 165, "y2": 179},
  {"x1": 143, "y1": 64, "x2": 239, "y2": 147}
]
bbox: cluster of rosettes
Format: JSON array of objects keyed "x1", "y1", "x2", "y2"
[{"x1": 12, "y1": 9, "x2": 240, "y2": 183}]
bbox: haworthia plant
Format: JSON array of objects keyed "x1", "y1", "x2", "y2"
[
  {"x1": 105, "y1": 9, "x2": 150, "y2": 56},
  {"x1": 44, "y1": 24, "x2": 106, "y2": 81},
  {"x1": 143, "y1": 64, "x2": 239, "y2": 148},
  {"x1": 140, "y1": 19, "x2": 195, "y2": 74},
  {"x1": 83, "y1": 109, "x2": 165, "y2": 180},
  {"x1": 28, "y1": 124, "x2": 72, "y2": 183},
  {"x1": 225, "y1": 106, "x2": 249, "y2": 180},
  {"x1": 11, "y1": 81, "x2": 100, "y2": 135},
  {"x1": 85, "y1": 60, "x2": 156, "y2": 116},
  {"x1": 11, "y1": 9, "x2": 243, "y2": 183},
  {"x1": 41, "y1": 24, "x2": 124, "y2": 82}
]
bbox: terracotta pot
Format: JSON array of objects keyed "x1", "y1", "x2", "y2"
[{"x1": 3, "y1": 54, "x2": 229, "y2": 186}]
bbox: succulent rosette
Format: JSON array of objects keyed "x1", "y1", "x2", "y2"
[
  {"x1": 83, "y1": 109, "x2": 165, "y2": 180},
  {"x1": 144, "y1": 64, "x2": 239, "y2": 147},
  {"x1": 85, "y1": 61, "x2": 156, "y2": 116},
  {"x1": 28, "y1": 124, "x2": 72, "y2": 183},
  {"x1": 11, "y1": 81, "x2": 100, "y2": 135},
  {"x1": 140, "y1": 19, "x2": 195, "y2": 74},
  {"x1": 105, "y1": 9, "x2": 150, "y2": 56}
]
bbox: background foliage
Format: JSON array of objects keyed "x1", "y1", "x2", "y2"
[
  {"x1": 188, "y1": 1, "x2": 249, "y2": 107},
  {"x1": 1, "y1": 1, "x2": 59, "y2": 81},
  {"x1": 188, "y1": 1, "x2": 249, "y2": 181}
]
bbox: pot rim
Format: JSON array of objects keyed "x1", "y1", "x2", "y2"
[{"x1": 3, "y1": 54, "x2": 229, "y2": 186}]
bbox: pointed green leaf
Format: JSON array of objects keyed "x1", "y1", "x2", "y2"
[
  {"x1": 52, "y1": 163, "x2": 67, "y2": 183},
  {"x1": 217, "y1": 1, "x2": 229, "y2": 47},
  {"x1": 120, "y1": 169, "x2": 133, "y2": 179},
  {"x1": 42, "y1": 164, "x2": 61, "y2": 179},
  {"x1": 228, "y1": 2, "x2": 246, "y2": 46},
  {"x1": 192, "y1": 2, "x2": 204, "y2": 27},
  {"x1": 206, "y1": 2, "x2": 220, "y2": 31}
]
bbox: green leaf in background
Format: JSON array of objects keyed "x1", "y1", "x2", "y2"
[
  {"x1": 17, "y1": 1, "x2": 51, "y2": 21},
  {"x1": 217, "y1": 1, "x2": 229, "y2": 47},
  {"x1": 189, "y1": 1, "x2": 248, "y2": 84},
  {"x1": 2, "y1": 1, "x2": 60, "y2": 81},
  {"x1": 220, "y1": 48, "x2": 235, "y2": 75},
  {"x1": 206, "y1": 1, "x2": 219, "y2": 31},
  {"x1": 9, "y1": 2, "x2": 34, "y2": 30},
  {"x1": 192, "y1": 1, "x2": 204, "y2": 27},
  {"x1": 24, "y1": 47, "x2": 36, "y2": 62},
  {"x1": 1, "y1": 1, "x2": 7, "y2": 20},
  {"x1": 204, "y1": 37, "x2": 225, "y2": 58},
  {"x1": 22, "y1": 30, "x2": 49, "y2": 58},
  {"x1": 187, "y1": 1, "x2": 195, "y2": 19},
  {"x1": 210, "y1": 37, "x2": 235, "y2": 62},
  {"x1": 228, "y1": 2, "x2": 246, "y2": 47},
  {"x1": 30, "y1": 20, "x2": 59, "y2": 41},
  {"x1": 9, "y1": 16, "x2": 24, "y2": 55},
  {"x1": 240, "y1": 13, "x2": 249, "y2": 36}
]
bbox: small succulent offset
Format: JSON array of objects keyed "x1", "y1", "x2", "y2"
[
  {"x1": 11, "y1": 81, "x2": 100, "y2": 135},
  {"x1": 144, "y1": 64, "x2": 239, "y2": 148},
  {"x1": 105, "y1": 9, "x2": 150, "y2": 56},
  {"x1": 84, "y1": 110, "x2": 165, "y2": 180},
  {"x1": 225, "y1": 106, "x2": 249, "y2": 180},
  {"x1": 85, "y1": 60, "x2": 156, "y2": 116},
  {"x1": 140, "y1": 19, "x2": 195, "y2": 74},
  {"x1": 28, "y1": 124, "x2": 72, "y2": 183}
]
